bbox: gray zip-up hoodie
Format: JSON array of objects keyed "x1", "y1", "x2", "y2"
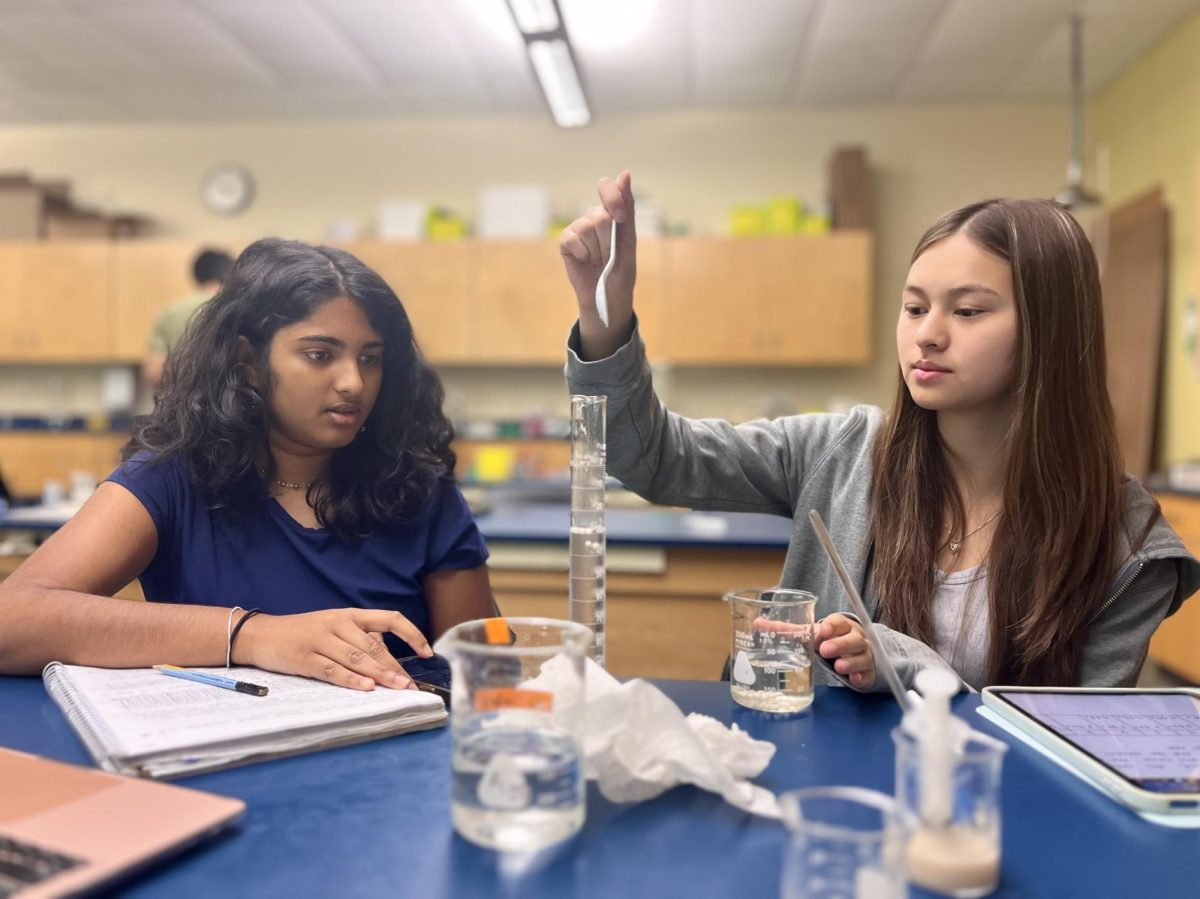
[{"x1": 566, "y1": 320, "x2": 1200, "y2": 692}]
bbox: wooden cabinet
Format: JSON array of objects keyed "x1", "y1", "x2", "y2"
[
  {"x1": 469, "y1": 240, "x2": 576, "y2": 364},
  {"x1": 665, "y1": 231, "x2": 872, "y2": 365},
  {"x1": 0, "y1": 432, "x2": 128, "y2": 497},
  {"x1": 339, "y1": 241, "x2": 472, "y2": 364},
  {"x1": 631, "y1": 238, "x2": 666, "y2": 361},
  {"x1": 491, "y1": 547, "x2": 786, "y2": 680},
  {"x1": 4, "y1": 232, "x2": 871, "y2": 368},
  {"x1": 0, "y1": 247, "x2": 22, "y2": 357},
  {"x1": 112, "y1": 240, "x2": 211, "y2": 361},
  {"x1": 0, "y1": 242, "x2": 112, "y2": 361},
  {"x1": 1149, "y1": 493, "x2": 1200, "y2": 682}
]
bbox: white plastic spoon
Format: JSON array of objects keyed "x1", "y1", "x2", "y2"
[{"x1": 594, "y1": 218, "x2": 616, "y2": 328}]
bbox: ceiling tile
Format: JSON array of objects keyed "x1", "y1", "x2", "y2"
[
  {"x1": 0, "y1": 0, "x2": 1195, "y2": 123},
  {"x1": 1003, "y1": 0, "x2": 1200, "y2": 99},
  {"x1": 79, "y1": 0, "x2": 281, "y2": 87},
  {"x1": 793, "y1": 0, "x2": 950, "y2": 104},
  {"x1": 190, "y1": 0, "x2": 382, "y2": 90},
  {"x1": 898, "y1": 0, "x2": 1078, "y2": 101}
]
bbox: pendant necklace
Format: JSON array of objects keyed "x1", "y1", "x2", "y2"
[{"x1": 947, "y1": 509, "x2": 1002, "y2": 554}]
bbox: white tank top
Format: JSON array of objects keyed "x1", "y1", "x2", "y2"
[{"x1": 931, "y1": 563, "x2": 991, "y2": 690}]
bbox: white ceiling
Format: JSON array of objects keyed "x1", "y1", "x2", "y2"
[{"x1": 0, "y1": 0, "x2": 1196, "y2": 124}]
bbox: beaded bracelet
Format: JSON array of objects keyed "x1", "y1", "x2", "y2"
[{"x1": 227, "y1": 608, "x2": 263, "y2": 668}]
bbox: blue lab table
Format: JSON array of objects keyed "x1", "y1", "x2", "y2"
[{"x1": 1, "y1": 679, "x2": 1195, "y2": 897}]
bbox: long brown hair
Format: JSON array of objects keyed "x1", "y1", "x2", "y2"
[{"x1": 872, "y1": 199, "x2": 1123, "y2": 685}]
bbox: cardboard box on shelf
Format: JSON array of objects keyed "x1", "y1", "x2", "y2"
[
  {"x1": 0, "y1": 174, "x2": 45, "y2": 239},
  {"x1": 0, "y1": 173, "x2": 152, "y2": 240},
  {"x1": 828, "y1": 147, "x2": 872, "y2": 230},
  {"x1": 44, "y1": 209, "x2": 113, "y2": 239}
]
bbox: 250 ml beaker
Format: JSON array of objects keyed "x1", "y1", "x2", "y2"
[
  {"x1": 435, "y1": 617, "x2": 592, "y2": 853},
  {"x1": 724, "y1": 587, "x2": 817, "y2": 713}
]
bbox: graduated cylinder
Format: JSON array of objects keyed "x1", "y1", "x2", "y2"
[{"x1": 569, "y1": 395, "x2": 606, "y2": 668}]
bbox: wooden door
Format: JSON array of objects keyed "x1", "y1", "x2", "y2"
[
  {"x1": 112, "y1": 241, "x2": 209, "y2": 361},
  {"x1": 1099, "y1": 189, "x2": 1169, "y2": 479},
  {"x1": 342, "y1": 241, "x2": 472, "y2": 364},
  {"x1": 470, "y1": 240, "x2": 576, "y2": 364}
]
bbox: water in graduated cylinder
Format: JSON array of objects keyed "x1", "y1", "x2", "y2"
[
  {"x1": 452, "y1": 727, "x2": 584, "y2": 852},
  {"x1": 570, "y1": 457, "x2": 606, "y2": 666},
  {"x1": 569, "y1": 523, "x2": 606, "y2": 664},
  {"x1": 730, "y1": 655, "x2": 814, "y2": 712}
]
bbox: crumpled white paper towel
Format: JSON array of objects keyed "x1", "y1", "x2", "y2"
[{"x1": 527, "y1": 656, "x2": 780, "y2": 818}]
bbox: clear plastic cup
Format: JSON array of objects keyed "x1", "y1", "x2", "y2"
[
  {"x1": 892, "y1": 726, "x2": 1008, "y2": 897},
  {"x1": 780, "y1": 786, "x2": 910, "y2": 899},
  {"x1": 435, "y1": 617, "x2": 591, "y2": 853},
  {"x1": 724, "y1": 587, "x2": 817, "y2": 713}
]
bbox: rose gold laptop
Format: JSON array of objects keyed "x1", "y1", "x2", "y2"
[{"x1": 0, "y1": 748, "x2": 244, "y2": 898}]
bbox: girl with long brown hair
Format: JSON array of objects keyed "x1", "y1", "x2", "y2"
[{"x1": 560, "y1": 172, "x2": 1199, "y2": 690}]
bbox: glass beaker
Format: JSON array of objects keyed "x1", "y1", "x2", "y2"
[
  {"x1": 724, "y1": 587, "x2": 817, "y2": 713},
  {"x1": 779, "y1": 786, "x2": 910, "y2": 899},
  {"x1": 892, "y1": 726, "x2": 1007, "y2": 897},
  {"x1": 435, "y1": 617, "x2": 592, "y2": 853}
]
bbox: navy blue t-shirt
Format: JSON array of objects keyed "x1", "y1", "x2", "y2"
[{"x1": 107, "y1": 454, "x2": 489, "y2": 650}]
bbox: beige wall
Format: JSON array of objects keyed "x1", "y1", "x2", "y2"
[
  {"x1": 0, "y1": 103, "x2": 1067, "y2": 422},
  {"x1": 1092, "y1": 9, "x2": 1200, "y2": 467}
]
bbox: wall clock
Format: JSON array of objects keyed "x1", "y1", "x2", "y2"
[{"x1": 201, "y1": 162, "x2": 255, "y2": 216}]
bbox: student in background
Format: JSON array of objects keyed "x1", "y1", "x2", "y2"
[
  {"x1": 0, "y1": 238, "x2": 494, "y2": 691},
  {"x1": 559, "y1": 172, "x2": 1200, "y2": 692},
  {"x1": 143, "y1": 248, "x2": 234, "y2": 388}
]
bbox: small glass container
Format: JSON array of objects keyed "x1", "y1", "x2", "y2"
[
  {"x1": 892, "y1": 725, "x2": 1008, "y2": 897},
  {"x1": 779, "y1": 786, "x2": 910, "y2": 899}
]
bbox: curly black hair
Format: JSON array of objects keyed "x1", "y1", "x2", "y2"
[{"x1": 128, "y1": 237, "x2": 456, "y2": 540}]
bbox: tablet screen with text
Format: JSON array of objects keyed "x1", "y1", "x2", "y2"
[{"x1": 994, "y1": 690, "x2": 1200, "y2": 794}]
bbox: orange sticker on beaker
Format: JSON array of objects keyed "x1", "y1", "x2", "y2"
[
  {"x1": 483, "y1": 617, "x2": 510, "y2": 645},
  {"x1": 474, "y1": 688, "x2": 554, "y2": 713}
]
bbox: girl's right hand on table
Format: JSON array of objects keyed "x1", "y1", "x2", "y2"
[
  {"x1": 234, "y1": 608, "x2": 431, "y2": 691},
  {"x1": 559, "y1": 170, "x2": 638, "y2": 360}
]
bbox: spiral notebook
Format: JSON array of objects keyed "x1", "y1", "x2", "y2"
[{"x1": 42, "y1": 663, "x2": 447, "y2": 779}]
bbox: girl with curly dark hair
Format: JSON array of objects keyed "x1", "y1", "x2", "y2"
[{"x1": 0, "y1": 238, "x2": 495, "y2": 691}]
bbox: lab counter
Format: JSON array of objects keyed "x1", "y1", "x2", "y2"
[{"x1": 476, "y1": 503, "x2": 793, "y2": 549}]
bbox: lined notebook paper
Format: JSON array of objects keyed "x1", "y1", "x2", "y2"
[{"x1": 43, "y1": 663, "x2": 446, "y2": 779}]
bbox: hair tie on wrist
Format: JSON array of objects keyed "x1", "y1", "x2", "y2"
[
  {"x1": 228, "y1": 608, "x2": 263, "y2": 667},
  {"x1": 226, "y1": 606, "x2": 244, "y2": 669}
]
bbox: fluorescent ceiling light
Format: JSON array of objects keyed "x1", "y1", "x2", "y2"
[
  {"x1": 508, "y1": 0, "x2": 560, "y2": 35},
  {"x1": 527, "y1": 38, "x2": 590, "y2": 128}
]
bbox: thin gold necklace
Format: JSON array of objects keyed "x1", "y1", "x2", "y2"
[
  {"x1": 947, "y1": 509, "x2": 1002, "y2": 554},
  {"x1": 274, "y1": 478, "x2": 310, "y2": 490}
]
